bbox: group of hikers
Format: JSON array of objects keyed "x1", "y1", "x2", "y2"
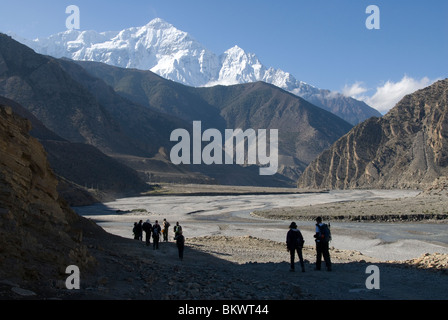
[
  {"x1": 132, "y1": 215, "x2": 332, "y2": 270},
  {"x1": 133, "y1": 219, "x2": 185, "y2": 260},
  {"x1": 286, "y1": 216, "x2": 332, "y2": 272}
]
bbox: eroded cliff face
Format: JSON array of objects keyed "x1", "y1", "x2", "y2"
[
  {"x1": 0, "y1": 105, "x2": 95, "y2": 288},
  {"x1": 298, "y1": 79, "x2": 448, "y2": 190}
]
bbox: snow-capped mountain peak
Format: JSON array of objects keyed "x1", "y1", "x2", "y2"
[
  {"x1": 11, "y1": 18, "x2": 381, "y2": 124},
  {"x1": 14, "y1": 19, "x2": 305, "y2": 89},
  {"x1": 145, "y1": 17, "x2": 172, "y2": 28},
  {"x1": 213, "y1": 45, "x2": 264, "y2": 85}
]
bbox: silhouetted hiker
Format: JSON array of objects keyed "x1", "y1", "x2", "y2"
[
  {"x1": 142, "y1": 219, "x2": 152, "y2": 246},
  {"x1": 176, "y1": 230, "x2": 185, "y2": 261},
  {"x1": 132, "y1": 222, "x2": 138, "y2": 240},
  {"x1": 286, "y1": 222, "x2": 305, "y2": 272},
  {"x1": 152, "y1": 220, "x2": 161, "y2": 250},
  {"x1": 136, "y1": 220, "x2": 143, "y2": 241},
  {"x1": 174, "y1": 222, "x2": 182, "y2": 238},
  {"x1": 314, "y1": 216, "x2": 332, "y2": 271},
  {"x1": 162, "y1": 218, "x2": 171, "y2": 242}
]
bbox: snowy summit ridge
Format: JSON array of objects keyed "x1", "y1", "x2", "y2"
[
  {"x1": 18, "y1": 18, "x2": 311, "y2": 91},
  {"x1": 14, "y1": 18, "x2": 381, "y2": 124}
]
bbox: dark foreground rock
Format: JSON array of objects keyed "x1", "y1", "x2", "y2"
[{"x1": 0, "y1": 106, "x2": 97, "y2": 293}]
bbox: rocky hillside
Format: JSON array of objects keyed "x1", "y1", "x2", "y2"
[
  {"x1": 0, "y1": 106, "x2": 97, "y2": 289},
  {"x1": 298, "y1": 79, "x2": 448, "y2": 189},
  {"x1": 0, "y1": 95, "x2": 151, "y2": 204},
  {"x1": 419, "y1": 176, "x2": 448, "y2": 197}
]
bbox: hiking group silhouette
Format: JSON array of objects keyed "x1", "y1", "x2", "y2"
[
  {"x1": 133, "y1": 217, "x2": 332, "y2": 270},
  {"x1": 133, "y1": 219, "x2": 185, "y2": 260}
]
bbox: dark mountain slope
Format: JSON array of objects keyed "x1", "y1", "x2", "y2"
[
  {"x1": 0, "y1": 34, "x2": 216, "y2": 188},
  {"x1": 195, "y1": 82, "x2": 353, "y2": 165},
  {"x1": 54, "y1": 59, "x2": 190, "y2": 157},
  {"x1": 0, "y1": 34, "x2": 138, "y2": 156},
  {"x1": 0, "y1": 33, "x2": 187, "y2": 159},
  {"x1": 70, "y1": 60, "x2": 226, "y2": 130},
  {"x1": 0, "y1": 96, "x2": 150, "y2": 202},
  {"x1": 74, "y1": 60, "x2": 353, "y2": 182}
]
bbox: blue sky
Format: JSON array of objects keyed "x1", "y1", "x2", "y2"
[{"x1": 1, "y1": 0, "x2": 447, "y2": 113}]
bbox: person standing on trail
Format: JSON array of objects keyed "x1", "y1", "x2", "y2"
[
  {"x1": 142, "y1": 219, "x2": 152, "y2": 246},
  {"x1": 136, "y1": 220, "x2": 143, "y2": 241},
  {"x1": 132, "y1": 222, "x2": 138, "y2": 240},
  {"x1": 152, "y1": 220, "x2": 161, "y2": 250},
  {"x1": 176, "y1": 230, "x2": 185, "y2": 261},
  {"x1": 174, "y1": 221, "x2": 182, "y2": 239},
  {"x1": 162, "y1": 219, "x2": 171, "y2": 242},
  {"x1": 286, "y1": 222, "x2": 305, "y2": 272},
  {"x1": 314, "y1": 216, "x2": 332, "y2": 271}
]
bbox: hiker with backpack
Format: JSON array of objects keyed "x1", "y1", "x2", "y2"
[
  {"x1": 286, "y1": 222, "x2": 305, "y2": 272},
  {"x1": 136, "y1": 220, "x2": 143, "y2": 241},
  {"x1": 314, "y1": 216, "x2": 332, "y2": 271},
  {"x1": 162, "y1": 219, "x2": 171, "y2": 242},
  {"x1": 174, "y1": 221, "x2": 182, "y2": 239},
  {"x1": 152, "y1": 220, "x2": 161, "y2": 250},
  {"x1": 142, "y1": 219, "x2": 152, "y2": 246},
  {"x1": 176, "y1": 230, "x2": 185, "y2": 261}
]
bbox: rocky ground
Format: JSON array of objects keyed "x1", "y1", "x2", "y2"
[
  {"x1": 1, "y1": 179, "x2": 447, "y2": 301},
  {"x1": 1, "y1": 222, "x2": 447, "y2": 301}
]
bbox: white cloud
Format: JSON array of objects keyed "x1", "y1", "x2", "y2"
[
  {"x1": 343, "y1": 76, "x2": 439, "y2": 114},
  {"x1": 342, "y1": 81, "x2": 368, "y2": 98}
]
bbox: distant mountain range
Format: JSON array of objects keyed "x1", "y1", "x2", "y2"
[
  {"x1": 13, "y1": 18, "x2": 381, "y2": 125},
  {"x1": 0, "y1": 33, "x2": 354, "y2": 190},
  {"x1": 2, "y1": 30, "x2": 447, "y2": 197},
  {"x1": 298, "y1": 78, "x2": 448, "y2": 190}
]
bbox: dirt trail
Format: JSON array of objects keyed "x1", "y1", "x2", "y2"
[{"x1": 4, "y1": 226, "x2": 445, "y2": 301}]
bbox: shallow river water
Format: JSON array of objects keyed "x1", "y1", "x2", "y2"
[{"x1": 74, "y1": 189, "x2": 448, "y2": 261}]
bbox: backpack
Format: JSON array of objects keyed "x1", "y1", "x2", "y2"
[
  {"x1": 287, "y1": 229, "x2": 304, "y2": 249},
  {"x1": 318, "y1": 223, "x2": 332, "y2": 242},
  {"x1": 142, "y1": 222, "x2": 151, "y2": 233},
  {"x1": 152, "y1": 225, "x2": 160, "y2": 238},
  {"x1": 296, "y1": 230, "x2": 305, "y2": 247}
]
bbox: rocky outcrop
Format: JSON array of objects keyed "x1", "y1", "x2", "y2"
[
  {"x1": 419, "y1": 176, "x2": 448, "y2": 197},
  {"x1": 298, "y1": 79, "x2": 448, "y2": 190},
  {"x1": 0, "y1": 106, "x2": 96, "y2": 289},
  {"x1": 401, "y1": 253, "x2": 448, "y2": 273}
]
